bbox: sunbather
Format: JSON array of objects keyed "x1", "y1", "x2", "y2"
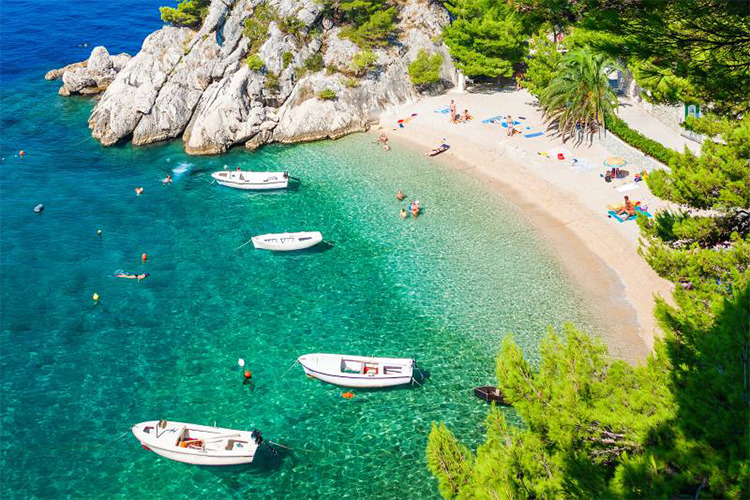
[{"x1": 615, "y1": 196, "x2": 636, "y2": 219}]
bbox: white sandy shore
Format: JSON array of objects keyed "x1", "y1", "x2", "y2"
[{"x1": 376, "y1": 89, "x2": 675, "y2": 360}]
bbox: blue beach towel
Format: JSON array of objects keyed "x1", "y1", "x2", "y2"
[
  {"x1": 434, "y1": 106, "x2": 450, "y2": 114},
  {"x1": 481, "y1": 115, "x2": 505, "y2": 124},
  {"x1": 500, "y1": 120, "x2": 522, "y2": 128},
  {"x1": 524, "y1": 132, "x2": 544, "y2": 138},
  {"x1": 608, "y1": 206, "x2": 652, "y2": 222}
]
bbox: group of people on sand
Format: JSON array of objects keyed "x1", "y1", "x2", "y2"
[
  {"x1": 396, "y1": 189, "x2": 420, "y2": 218},
  {"x1": 449, "y1": 100, "x2": 473, "y2": 124}
]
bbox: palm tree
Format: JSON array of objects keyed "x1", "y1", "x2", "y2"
[{"x1": 541, "y1": 47, "x2": 619, "y2": 141}]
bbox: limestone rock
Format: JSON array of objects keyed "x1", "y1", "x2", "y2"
[{"x1": 47, "y1": 46, "x2": 132, "y2": 95}]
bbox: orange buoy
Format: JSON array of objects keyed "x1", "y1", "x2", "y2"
[
  {"x1": 141, "y1": 253, "x2": 147, "y2": 262},
  {"x1": 342, "y1": 392, "x2": 355, "y2": 399},
  {"x1": 243, "y1": 370, "x2": 252, "y2": 379},
  {"x1": 19, "y1": 150, "x2": 25, "y2": 157}
]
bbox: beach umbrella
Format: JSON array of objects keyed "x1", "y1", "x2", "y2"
[{"x1": 604, "y1": 156, "x2": 627, "y2": 167}]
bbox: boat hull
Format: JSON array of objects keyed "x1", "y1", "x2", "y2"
[
  {"x1": 132, "y1": 421, "x2": 259, "y2": 466},
  {"x1": 252, "y1": 231, "x2": 323, "y2": 251},
  {"x1": 299, "y1": 354, "x2": 414, "y2": 388},
  {"x1": 211, "y1": 171, "x2": 289, "y2": 190}
]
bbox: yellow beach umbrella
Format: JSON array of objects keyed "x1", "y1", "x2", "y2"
[{"x1": 604, "y1": 156, "x2": 627, "y2": 167}]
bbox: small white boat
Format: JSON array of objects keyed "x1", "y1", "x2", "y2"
[
  {"x1": 298, "y1": 353, "x2": 416, "y2": 388},
  {"x1": 132, "y1": 420, "x2": 263, "y2": 466},
  {"x1": 211, "y1": 170, "x2": 290, "y2": 190},
  {"x1": 252, "y1": 231, "x2": 323, "y2": 251}
]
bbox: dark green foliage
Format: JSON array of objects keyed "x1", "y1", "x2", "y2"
[
  {"x1": 242, "y1": 3, "x2": 279, "y2": 54},
  {"x1": 245, "y1": 54, "x2": 264, "y2": 71},
  {"x1": 340, "y1": 8, "x2": 396, "y2": 48},
  {"x1": 159, "y1": 0, "x2": 209, "y2": 27},
  {"x1": 521, "y1": 31, "x2": 561, "y2": 97},
  {"x1": 278, "y1": 15, "x2": 305, "y2": 36},
  {"x1": 604, "y1": 114, "x2": 679, "y2": 166},
  {"x1": 442, "y1": 0, "x2": 526, "y2": 77},
  {"x1": 304, "y1": 53, "x2": 324, "y2": 73},
  {"x1": 318, "y1": 88, "x2": 336, "y2": 100},
  {"x1": 265, "y1": 71, "x2": 280, "y2": 92},
  {"x1": 408, "y1": 50, "x2": 443, "y2": 87},
  {"x1": 426, "y1": 422, "x2": 474, "y2": 498},
  {"x1": 282, "y1": 51, "x2": 294, "y2": 69},
  {"x1": 540, "y1": 47, "x2": 619, "y2": 139}
]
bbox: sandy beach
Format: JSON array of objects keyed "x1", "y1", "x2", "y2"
[{"x1": 377, "y1": 89, "x2": 675, "y2": 360}]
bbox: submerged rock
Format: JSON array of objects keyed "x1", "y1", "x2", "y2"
[
  {"x1": 46, "y1": 46, "x2": 131, "y2": 96},
  {"x1": 53, "y1": 0, "x2": 454, "y2": 153}
]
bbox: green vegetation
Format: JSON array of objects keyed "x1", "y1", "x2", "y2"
[
  {"x1": 348, "y1": 50, "x2": 377, "y2": 76},
  {"x1": 521, "y1": 31, "x2": 561, "y2": 97},
  {"x1": 442, "y1": 0, "x2": 526, "y2": 77},
  {"x1": 265, "y1": 71, "x2": 280, "y2": 93},
  {"x1": 245, "y1": 54, "x2": 265, "y2": 72},
  {"x1": 317, "y1": 88, "x2": 337, "y2": 100},
  {"x1": 278, "y1": 15, "x2": 306, "y2": 36},
  {"x1": 304, "y1": 53, "x2": 324, "y2": 73},
  {"x1": 603, "y1": 115, "x2": 678, "y2": 166},
  {"x1": 340, "y1": 8, "x2": 396, "y2": 48},
  {"x1": 159, "y1": 0, "x2": 209, "y2": 27},
  {"x1": 408, "y1": 50, "x2": 443, "y2": 87},
  {"x1": 282, "y1": 51, "x2": 294, "y2": 69},
  {"x1": 343, "y1": 77, "x2": 360, "y2": 88},
  {"x1": 242, "y1": 3, "x2": 279, "y2": 54},
  {"x1": 540, "y1": 47, "x2": 619, "y2": 139}
]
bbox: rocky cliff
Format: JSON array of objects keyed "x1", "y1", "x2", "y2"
[{"x1": 48, "y1": 0, "x2": 454, "y2": 154}]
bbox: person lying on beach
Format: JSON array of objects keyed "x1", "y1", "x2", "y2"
[
  {"x1": 615, "y1": 196, "x2": 636, "y2": 219},
  {"x1": 115, "y1": 272, "x2": 150, "y2": 281}
]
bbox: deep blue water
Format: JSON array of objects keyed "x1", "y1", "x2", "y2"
[{"x1": 1, "y1": 2, "x2": 599, "y2": 498}]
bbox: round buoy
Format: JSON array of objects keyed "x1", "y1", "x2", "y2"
[
  {"x1": 135, "y1": 187, "x2": 144, "y2": 195},
  {"x1": 92, "y1": 292, "x2": 100, "y2": 301},
  {"x1": 33, "y1": 204, "x2": 44, "y2": 214},
  {"x1": 342, "y1": 392, "x2": 355, "y2": 399},
  {"x1": 97, "y1": 229, "x2": 102, "y2": 237},
  {"x1": 243, "y1": 370, "x2": 252, "y2": 380},
  {"x1": 19, "y1": 150, "x2": 25, "y2": 157},
  {"x1": 141, "y1": 253, "x2": 147, "y2": 262}
]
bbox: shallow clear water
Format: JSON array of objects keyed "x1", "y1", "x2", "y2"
[{"x1": 1, "y1": 2, "x2": 597, "y2": 497}]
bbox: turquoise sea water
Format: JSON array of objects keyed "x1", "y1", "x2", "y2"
[{"x1": 1, "y1": 2, "x2": 598, "y2": 497}]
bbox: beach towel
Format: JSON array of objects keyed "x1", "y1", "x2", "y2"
[
  {"x1": 434, "y1": 106, "x2": 450, "y2": 114},
  {"x1": 481, "y1": 115, "x2": 505, "y2": 124},
  {"x1": 524, "y1": 132, "x2": 544, "y2": 138},
  {"x1": 570, "y1": 158, "x2": 598, "y2": 172},
  {"x1": 500, "y1": 120, "x2": 522, "y2": 128},
  {"x1": 607, "y1": 206, "x2": 652, "y2": 222}
]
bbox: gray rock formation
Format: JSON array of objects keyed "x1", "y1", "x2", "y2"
[
  {"x1": 46, "y1": 47, "x2": 131, "y2": 96},
  {"x1": 55, "y1": 0, "x2": 454, "y2": 152}
]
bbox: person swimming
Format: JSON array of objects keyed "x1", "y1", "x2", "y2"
[
  {"x1": 162, "y1": 174, "x2": 172, "y2": 185},
  {"x1": 115, "y1": 272, "x2": 150, "y2": 281},
  {"x1": 396, "y1": 189, "x2": 405, "y2": 201},
  {"x1": 400, "y1": 208, "x2": 407, "y2": 219}
]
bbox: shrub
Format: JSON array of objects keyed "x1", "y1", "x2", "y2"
[
  {"x1": 242, "y1": 4, "x2": 279, "y2": 53},
  {"x1": 160, "y1": 0, "x2": 209, "y2": 27},
  {"x1": 604, "y1": 114, "x2": 679, "y2": 165},
  {"x1": 278, "y1": 15, "x2": 305, "y2": 36},
  {"x1": 340, "y1": 8, "x2": 396, "y2": 48},
  {"x1": 265, "y1": 71, "x2": 280, "y2": 92},
  {"x1": 349, "y1": 50, "x2": 378, "y2": 76},
  {"x1": 344, "y1": 77, "x2": 360, "y2": 88},
  {"x1": 246, "y1": 54, "x2": 265, "y2": 71},
  {"x1": 318, "y1": 88, "x2": 337, "y2": 100},
  {"x1": 303, "y1": 53, "x2": 324, "y2": 73},
  {"x1": 282, "y1": 52, "x2": 294, "y2": 68},
  {"x1": 408, "y1": 49, "x2": 443, "y2": 86},
  {"x1": 326, "y1": 65, "x2": 338, "y2": 75}
]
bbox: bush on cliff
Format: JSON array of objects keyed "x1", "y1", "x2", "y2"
[
  {"x1": 348, "y1": 50, "x2": 378, "y2": 76},
  {"x1": 245, "y1": 54, "x2": 265, "y2": 72},
  {"x1": 408, "y1": 50, "x2": 443, "y2": 87},
  {"x1": 318, "y1": 88, "x2": 337, "y2": 100},
  {"x1": 160, "y1": 0, "x2": 209, "y2": 27}
]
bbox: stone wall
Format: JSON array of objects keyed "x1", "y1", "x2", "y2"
[{"x1": 596, "y1": 129, "x2": 669, "y2": 173}]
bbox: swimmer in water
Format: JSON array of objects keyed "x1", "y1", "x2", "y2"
[
  {"x1": 115, "y1": 272, "x2": 150, "y2": 282},
  {"x1": 400, "y1": 208, "x2": 407, "y2": 219},
  {"x1": 162, "y1": 174, "x2": 172, "y2": 185}
]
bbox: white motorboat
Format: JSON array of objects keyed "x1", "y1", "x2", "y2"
[
  {"x1": 251, "y1": 231, "x2": 323, "y2": 251},
  {"x1": 132, "y1": 420, "x2": 263, "y2": 466},
  {"x1": 211, "y1": 170, "x2": 290, "y2": 190},
  {"x1": 298, "y1": 353, "x2": 416, "y2": 388}
]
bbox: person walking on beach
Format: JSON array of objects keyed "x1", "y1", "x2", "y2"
[{"x1": 450, "y1": 100, "x2": 456, "y2": 124}]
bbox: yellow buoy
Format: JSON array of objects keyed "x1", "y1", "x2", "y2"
[{"x1": 92, "y1": 292, "x2": 100, "y2": 301}]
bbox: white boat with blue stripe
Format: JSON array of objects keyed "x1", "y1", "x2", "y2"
[{"x1": 298, "y1": 353, "x2": 415, "y2": 388}]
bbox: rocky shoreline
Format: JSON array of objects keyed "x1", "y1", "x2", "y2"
[{"x1": 47, "y1": 0, "x2": 455, "y2": 154}]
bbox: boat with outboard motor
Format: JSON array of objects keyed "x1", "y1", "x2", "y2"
[
  {"x1": 132, "y1": 420, "x2": 264, "y2": 466},
  {"x1": 298, "y1": 353, "x2": 416, "y2": 388},
  {"x1": 251, "y1": 231, "x2": 323, "y2": 251},
  {"x1": 211, "y1": 170, "x2": 292, "y2": 190}
]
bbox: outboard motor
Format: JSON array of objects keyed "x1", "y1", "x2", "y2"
[{"x1": 251, "y1": 429, "x2": 263, "y2": 445}]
